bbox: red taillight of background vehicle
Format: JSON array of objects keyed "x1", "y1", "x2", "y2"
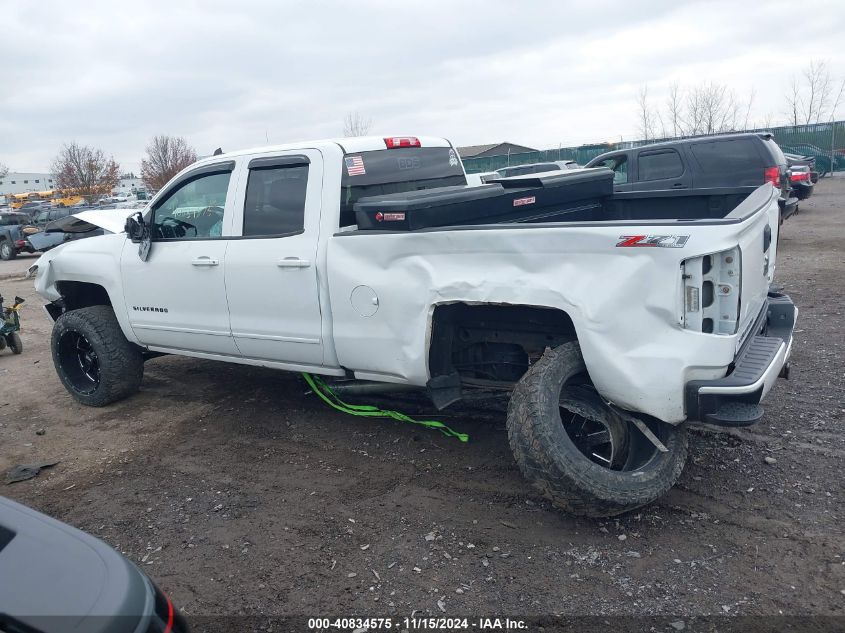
[
  {"x1": 14, "y1": 240, "x2": 25, "y2": 248},
  {"x1": 790, "y1": 172, "x2": 810, "y2": 182},
  {"x1": 384, "y1": 137, "x2": 421, "y2": 149},
  {"x1": 763, "y1": 167, "x2": 780, "y2": 186}
]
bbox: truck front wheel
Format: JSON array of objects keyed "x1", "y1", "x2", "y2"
[
  {"x1": 507, "y1": 342, "x2": 687, "y2": 517},
  {"x1": 51, "y1": 306, "x2": 144, "y2": 407}
]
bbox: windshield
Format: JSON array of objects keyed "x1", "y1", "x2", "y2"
[{"x1": 340, "y1": 147, "x2": 466, "y2": 226}]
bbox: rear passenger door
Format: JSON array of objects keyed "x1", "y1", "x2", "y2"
[
  {"x1": 632, "y1": 148, "x2": 690, "y2": 191},
  {"x1": 224, "y1": 151, "x2": 325, "y2": 366}
]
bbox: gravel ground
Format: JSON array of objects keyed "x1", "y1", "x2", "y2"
[{"x1": 0, "y1": 179, "x2": 843, "y2": 627}]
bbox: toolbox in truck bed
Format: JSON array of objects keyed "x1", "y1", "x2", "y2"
[{"x1": 353, "y1": 167, "x2": 614, "y2": 230}]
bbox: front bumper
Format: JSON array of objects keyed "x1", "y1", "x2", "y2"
[{"x1": 685, "y1": 293, "x2": 796, "y2": 426}]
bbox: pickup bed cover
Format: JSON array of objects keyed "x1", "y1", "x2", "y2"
[{"x1": 354, "y1": 168, "x2": 614, "y2": 230}]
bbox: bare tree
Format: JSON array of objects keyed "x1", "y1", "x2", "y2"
[
  {"x1": 51, "y1": 142, "x2": 120, "y2": 203},
  {"x1": 636, "y1": 85, "x2": 658, "y2": 141},
  {"x1": 0, "y1": 162, "x2": 8, "y2": 180},
  {"x1": 666, "y1": 81, "x2": 685, "y2": 137},
  {"x1": 828, "y1": 76, "x2": 845, "y2": 121},
  {"x1": 640, "y1": 81, "x2": 749, "y2": 140},
  {"x1": 743, "y1": 87, "x2": 756, "y2": 130},
  {"x1": 141, "y1": 135, "x2": 197, "y2": 191},
  {"x1": 785, "y1": 76, "x2": 802, "y2": 125},
  {"x1": 802, "y1": 60, "x2": 833, "y2": 124},
  {"x1": 684, "y1": 82, "x2": 741, "y2": 135},
  {"x1": 785, "y1": 60, "x2": 843, "y2": 124},
  {"x1": 343, "y1": 111, "x2": 373, "y2": 137}
]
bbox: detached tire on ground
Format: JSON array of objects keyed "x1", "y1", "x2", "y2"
[
  {"x1": 0, "y1": 239, "x2": 16, "y2": 260},
  {"x1": 51, "y1": 305, "x2": 144, "y2": 407},
  {"x1": 507, "y1": 341, "x2": 688, "y2": 517}
]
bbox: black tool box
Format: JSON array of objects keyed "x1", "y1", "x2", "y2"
[{"x1": 354, "y1": 167, "x2": 614, "y2": 231}]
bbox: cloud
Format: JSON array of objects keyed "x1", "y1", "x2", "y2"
[{"x1": 1, "y1": 0, "x2": 843, "y2": 171}]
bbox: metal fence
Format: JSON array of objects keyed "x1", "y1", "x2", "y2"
[{"x1": 461, "y1": 120, "x2": 845, "y2": 175}]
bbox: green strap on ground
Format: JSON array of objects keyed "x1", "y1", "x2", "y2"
[{"x1": 301, "y1": 373, "x2": 469, "y2": 442}]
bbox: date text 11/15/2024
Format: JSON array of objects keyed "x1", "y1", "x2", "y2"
[{"x1": 307, "y1": 617, "x2": 528, "y2": 630}]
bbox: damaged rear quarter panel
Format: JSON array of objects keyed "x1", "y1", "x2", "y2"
[{"x1": 326, "y1": 223, "x2": 748, "y2": 423}]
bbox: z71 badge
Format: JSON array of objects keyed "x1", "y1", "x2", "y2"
[{"x1": 616, "y1": 235, "x2": 690, "y2": 248}]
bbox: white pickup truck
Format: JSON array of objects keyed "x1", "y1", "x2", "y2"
[{"x1": 30, "y1": 135, "x2": 796, "y2": 516}]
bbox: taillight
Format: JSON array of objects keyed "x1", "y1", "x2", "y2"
[
  {"x1": 682, "y1": 247, "x2": 742, "y2": 335},
  {"x1": 763, "y1": 167, "x2": 780, "y2": 186},
  {"x1": 790, "y1": 172, "x2": 810, "y2": 182},
  {"x1": 14, "y1": 240, "x2": 25, "y2": 248},
  {"x1": 384, "y1": 136, "x2": 421, "y2": 149}
]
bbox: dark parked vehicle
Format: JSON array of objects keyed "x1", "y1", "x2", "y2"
[
  {"x1": 0, "y1": 496, "x2": 188, "y2": 633},
  {"x1": 0, "y1": 212, "x2": 37, "y2": 260},
  {"x1": 17, "y1": 200, "x2": 51, "y2": 221},
  {"x1": 585, "y1": 133, "x2": 798, "y2": 222},
  {"x1": 784, "y1": 152, "x2": 819, "y2": 182},
  {"x1": 789, "y1": 164, "x2": 814, "y2": 201},
  {"x1": 31, "y1": 206, "x2": 73, "y2": 228}
]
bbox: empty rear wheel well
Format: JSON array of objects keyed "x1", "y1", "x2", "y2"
[
  {"x1": 429, "y1": 303, "x2": 577, "y2": 385},
  {"x1": 54, "y1": 281, "x2": 112, "y2": 313}
]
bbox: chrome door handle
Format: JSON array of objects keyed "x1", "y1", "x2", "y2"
[
  {"x1": 277, "y1": 258, "x2": 311, "y2": 268},
  {"x1": 191, "y1": 257, "x2": 219, "y2": 266}
]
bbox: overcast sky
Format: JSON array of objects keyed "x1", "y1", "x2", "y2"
[{"x1": 2, "y1": 0, "x2": 843, "y2": 173}]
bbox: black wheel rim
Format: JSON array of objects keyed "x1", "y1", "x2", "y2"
[
  {"x1": 560, "y1": 402, "x2": 628, "y2": 469},
  {"x1": 559, "y1": 380, "x2": 662, "y2": 472},
  {"x1": 57, "y1": 331, "x2": 100, "y2": 394}
]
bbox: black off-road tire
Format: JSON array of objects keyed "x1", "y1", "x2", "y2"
[
  {"x1": 7, "y1": 332, "x2": 22, "y2": 354},
  {"x1": 51, "y1": 305, "x2": 143, "y2": 407},
  {"x1": 507, "y1": 342, "x2": 688, "y2": 517},
  {"x1": 0, "y1": 239, "x2": 16, "y2": 260}
]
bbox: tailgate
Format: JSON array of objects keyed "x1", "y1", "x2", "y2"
[
  {"x1": 682, "y1": 185, "x2": 779, "y2": 341},
  {"x1": 735, "y1": 186, "x2": 780, "y2": 333}
]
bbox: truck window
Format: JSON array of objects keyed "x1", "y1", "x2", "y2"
[
  {"x1": 593, "y1": 155, "x2": 628, "y2": 184},
  {"x1": 339, "y1": 147, "x2": 466, "y2": 226},
  {"x1": 690, "y1": 139, "x2": 760, "y2": 173},
  {"x1": 243, "y1": 164, "x2": 308, "y2": 236},
  {"x1": 152, "y1": 171, "x2": 231, "y2": 240},
  {"x1": 638, "y1": 150, "x2": 683, "y2": 181}
]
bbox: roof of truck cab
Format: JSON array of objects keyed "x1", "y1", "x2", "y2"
[{"x1": 192, "y1": 136, "x2": 453, "y2": 167}]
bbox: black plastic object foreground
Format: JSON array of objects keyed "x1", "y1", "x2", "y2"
[
  {"x1": 0, "y1": 496, "x2": 184, "y2": 633},
  {"x1": 354, "y1": 168, "x2": 614, "y2": 230}
]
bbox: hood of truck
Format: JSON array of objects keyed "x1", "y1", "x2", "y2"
[{"x1": 46, "y1": 208, "x2": 135, "y2": 235}]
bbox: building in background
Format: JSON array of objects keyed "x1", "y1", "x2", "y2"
[
  {"x1": 113, "y1": 176, "x2": 145, "y2": 196},
  {"x1": 0, "y1": 172, "x2": 57, "y2": 197},
  {"x1": 456, "y1": 142, "x2": 538, "y2": 159},
  {"x1": 0, "y1": 172, "x2": 147, "y2": 204}
]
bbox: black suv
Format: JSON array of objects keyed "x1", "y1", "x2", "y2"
[{"x1": 585, "y1": 133, "x2": 797, "y2": 221}]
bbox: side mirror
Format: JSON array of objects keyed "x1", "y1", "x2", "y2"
[
  {"x1": 125, "y1": 211, "x2": 152, "y2": 262},
  {"x1": 125, "y1": 212, "x2": 143, "y2": 242}
]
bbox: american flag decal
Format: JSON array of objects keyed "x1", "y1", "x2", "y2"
[{"x1": 345, "y1": 155, "x2": 366, "y2": 176}]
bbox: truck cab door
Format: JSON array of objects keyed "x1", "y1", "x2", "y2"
[
  {"x1": 120, "y1": 162, "x2": 240, "y2": 356},
  {"x1": 224, "y1": 150, "x2": 324, "y2": 366},
  {"x1": 590, "y1": 152, "x2": 632, "y2": 192},
  {"x1": 631, "y1": 148, "x2": 689, "y2": 191}
]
